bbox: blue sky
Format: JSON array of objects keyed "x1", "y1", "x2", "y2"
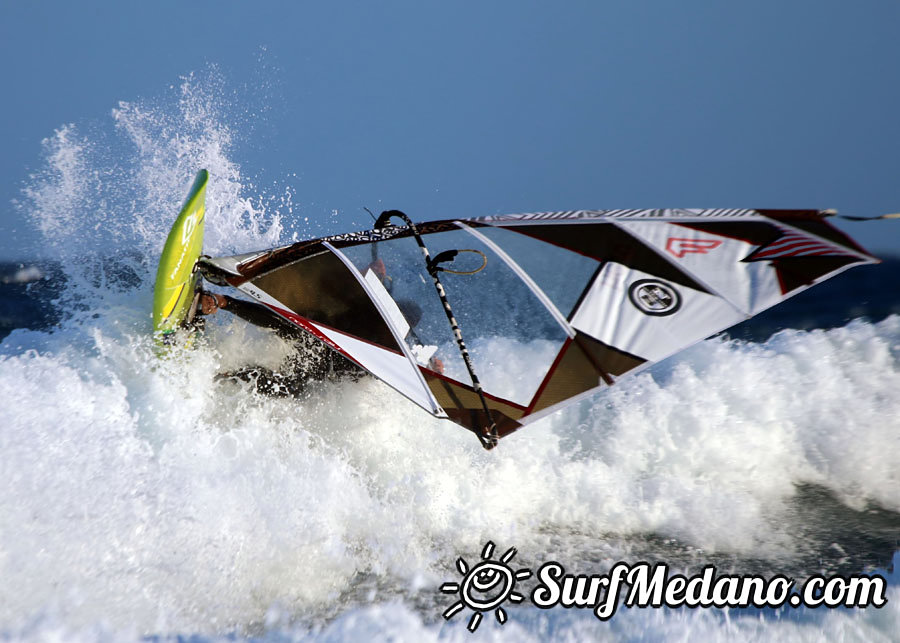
[{"x1": 2, "y1": 1, "x2": 900, "y2": 259}]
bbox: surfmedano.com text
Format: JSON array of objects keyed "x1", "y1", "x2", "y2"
[{"x1": 531, "y1": 562, "x2": 888, "y2": 620}]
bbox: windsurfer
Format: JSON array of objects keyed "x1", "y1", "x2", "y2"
[
  {"x1": 197, "y1": 259, "x2": 442, "y2": 396},
  {"x1": 198, "y1": 290, "x2": 366, "y2": 395}
]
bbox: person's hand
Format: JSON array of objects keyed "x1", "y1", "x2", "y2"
[
  {"x1": 429, "y1": 357, "x2": 444, "y2": 374},
  {"x1": 200, "y1": 293, "x2": 227, "y2": 315}
]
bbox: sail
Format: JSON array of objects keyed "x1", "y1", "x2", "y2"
[{"x1": 199, "y1": 208, "x2": 877, "y2": 446}]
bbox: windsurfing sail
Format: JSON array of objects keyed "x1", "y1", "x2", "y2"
[{"x1": 198, "y1": 206, "x2": 879, "y2": 448}]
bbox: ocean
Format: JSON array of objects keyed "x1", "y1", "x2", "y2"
[{"x1": 1, "y1": 76, "x2": 898, "y2": 642}]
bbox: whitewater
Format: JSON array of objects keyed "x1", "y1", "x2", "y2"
[{"x1": 1, "y1": 74, "x2": 898, "y2": 641}]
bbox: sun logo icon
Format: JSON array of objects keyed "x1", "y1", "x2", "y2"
[{"x1": 440, "y1": 541, "x2": 532, "y2": 632}]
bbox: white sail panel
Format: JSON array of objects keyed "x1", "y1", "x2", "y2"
[
  {"x1": 311, "y1": 321, "x2": 441, "y2": 415},
  {"x1": 615, "y1": 219, "x2": 784, "y2": 315},
  {"x1": 570, "y1": 262, "x2": 746, "y2": 363}
]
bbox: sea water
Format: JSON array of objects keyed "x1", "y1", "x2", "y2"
[{"x1": 0, "y1": 72, "x2": 898, "y2": 642}]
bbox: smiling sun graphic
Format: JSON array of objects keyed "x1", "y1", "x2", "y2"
[{"x1": 440, "y1": 541, "x2": 533, "y2": 632}]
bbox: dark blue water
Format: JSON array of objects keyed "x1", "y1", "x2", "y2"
[{"x1": 0, "y1": 261, "x2": 65, "y2": 340}]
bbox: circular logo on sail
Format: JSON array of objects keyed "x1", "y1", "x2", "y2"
[{"x1": 628, "y1": 279, "x2": 681, "y2": 316}]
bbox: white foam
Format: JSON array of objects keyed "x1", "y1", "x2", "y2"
[
  {"x1": 1, "y1": 265, "x2": 44, "y2": 284},
  {"x1": 4, "y1": 583, "x2": 899, "y2": 642},
  {"x1": 2, "y1": 313, "x2": 897, "y2": 634}
]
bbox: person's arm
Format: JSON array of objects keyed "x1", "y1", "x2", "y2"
[{"x1": 199, "y1": 293, "x2": 302, "y2": 339}]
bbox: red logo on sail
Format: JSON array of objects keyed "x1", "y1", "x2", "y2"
[{"x1": 666, "y1": 237, "x2": 722, "y2": 258}]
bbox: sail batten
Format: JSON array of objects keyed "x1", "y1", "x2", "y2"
[
  {"x1": 323, "y1": 241, "x2": 442, "y2": 415},
  {"x1": 456, "y1": 221, "x2": 576, "y2": 339}
]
